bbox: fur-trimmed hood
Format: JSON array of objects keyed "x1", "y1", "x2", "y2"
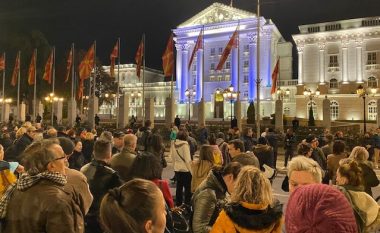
[{"x1": 224, "y1": 201, "x2": 283, "y2": 230}]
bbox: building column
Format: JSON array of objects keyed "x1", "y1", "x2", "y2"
[
  {"x1": 322, "y1": 96, "x2": 331, "y2": 129},
  {"x1": 118, "y1": 95, "x2": 130, "y2": 128},
  {"x1": 318, "y1": 42, "x2": 325, "y2": 84},
  {"x1": 180, "y1": 44, "x2": 189, "y2": 103},
  {"x1": 165, "y1": 97, "x2": 175, "y2": 127},
  {"x1": 196, "y1": 49, "x2": 203, "y2": 102},
  {"x1": 248, "y1": 35, "x2": 257, "y2": 102},
  {"x1": 145, "y1": 97, "x2": 154, "y2": 128},
  {"x1": 275, "y1": 99, "x2": 283, "y2": 132},
  {"x1": 356, "y1": 39, "x2": 363, "y2": 83},
  {"x1": 377, "y1": 99, "x2": 380, "y2": 127},
  {"x1": 198, "y1": 99, "x2": 205, "y2": 126},
  {"x1": 265, "y1": 32, "x2": 272, "y2": 87},
  {"x1": 88, "y1": 97, "x2": 98, "y2": 129},
  {"x1": 67, "y1": 98, "x2": 77, "y2": 127},
  {"x1": 297, "y1": 46, "x2": 304, "y2": 85},
  {"x1": 231, "y1": 47, "x2": 238, "y2": 90}
]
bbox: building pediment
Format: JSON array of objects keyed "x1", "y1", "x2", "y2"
[{"x1": 178, "y1": 2, "x2": 255, "y2": 28}]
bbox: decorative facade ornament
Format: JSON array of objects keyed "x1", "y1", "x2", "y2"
[{"x1": 247, "y1": 32, "x2": 257, "y2": 45}]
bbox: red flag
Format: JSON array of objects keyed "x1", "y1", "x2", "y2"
[
  {"x1": 28, "y1": 50, "x2": 37, "y2": 85},
  {"x1": 64, "y1": 47, "x2": 73, "y2": 83},
  {"x1": 79, "y1": 43, "x2": 95, "y2": 80},
  {"x1": 271, "y1": 59, "x2": 280, "y2": 94},
  {"x1": 0, "y1": 54, "x2": 5, "y2": 71},
  {"x1": 216, "y1": 28, "x2": 238, "y2": 70},
  {"x1": 43, "y1": 50, "x2": 53, "y2": 84},
  {"x1": 110, "y1": 40, "x2": 119, "y2": 78},
  {"x1": 11, "y1": 53, "x2": 20, "y2": 87},
  {"x1": 135, "y1": 39, "x2": 144, "y2": 78},
  {"x1": 77, "y1": 79, "x2": 84, "y2": 100},
  {"x1": 162, "y1": 34, "x2": 174, "y2": 77},
  {"x1": 188, "y1": 29, "x2": 203, "y2": 70}
]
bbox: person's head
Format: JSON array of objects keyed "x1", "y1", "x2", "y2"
[
  {"x1": 325, "y1": 133, "x2": 333, "y2": 144},
  {"x1": 113, "y1": 131, "x2": 125, "y2": 150},
  {"x1": 57, "y1": 137, "x2": 75, "y2": 157},
  {"x1": 243, "y1": 127, "x2": 253, "y2": 137},
  {"x1": 57, "y1": 126, "x2": 65, "y2": 133},
  {"x1": 144, "y1": 120, "x2": 152, "y2": 128},
  {"x1": 16, "y1": 127, "x2": 27, "y2": 139},
  {"x1": 124, "y1": 134, "x2": 138, "y2": 151},
  {"x1": 297, "y1": 143, "x2": 312, "y2": 157},
  {"x1": 100, "y1": 179, "x2": 166, "y2": 233},
  {"x1": 26, "y1": 126, "x2": 38, "y2": 139},
  {"x1": 288, "y1": 156, "x2": 323, "y2": 193},
  {"x1": 227, "y1": 139, "x2": 245, "y2": 157},
  {"x1": 349, "y1": 146, "x2": 369, "y2": 163},
  {"x1": 335, "y1": 131, "x2": 344, "y2": 138},
  {"x1": 218, "y1": 162, "x2": 242, "y2": 194},
  {"x1": 332, "y1": 140, "x2": 345, "y2": 155},
  {"x1": 47, "y1": 128, "x2": 58, "y2": 138},
  {"x1": 22, "y1": 139, "x2": 67, "y2": 176},
  {"x1": 176, "y1": 129, "x2": 188, "y2": 141},
  {"x1": 99, "y1": 131, "x2": 113, "y2": 142},
  {"x1": 84, "y1": 132, "x2": 95, "y2": 141},
  {"x1": 305, "y1": 134, "x2": 318, "y2": 148},
  {"x1": 93, "y1": 139, "x2": 112, "y2": 162},
  {"x1": 147, "y1": 134, "x2": 164, "y2": 152},
  {"x1": 231, "y1": 166, "x2": 273, "y2": 206},
  {"x1": 66, "y1": 128, "x2": 76, "y2": 138},
  {"x1": 286, "y1": 128, "x2": 293, "y2": 135},
  {"x1": 336, "y1": 159, "x2": 363, "y2": 187},
  {"x1": 216, "y1": 132, "x2": 225, "y2": 141},
  {"x1": 199, "y1": 145, "x2": 214, "y2": 164},
  {"x1": 74, "y1": 139, "x2": 82, "y2": 152},
  {"x1": 208, "y1": 133, "x2": 217, "y2": 145},
  {"x1": 257, "y1": 137, "x2": 268, "y2": 145},
  {"x1": 286, "y1": 184, "x2": 358, "y2": 233},
  {"x1": 129, "y1": 152, "x2": 163, "y2": 181}
]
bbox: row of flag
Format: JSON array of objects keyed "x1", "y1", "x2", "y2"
[{"x1": 0, "y1": 28, "x2": 280, "y2": 98}]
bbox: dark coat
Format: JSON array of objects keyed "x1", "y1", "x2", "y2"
[
  {"x1": 252, "y1": 144, "x2": 275, "y2": 170},
  {"x1": 241, "y1": 135, "x2": 256, "y2": 152},
  {"x1": 359, "y1": 162, "x2": 379, "y2": 196},
  {"x1": 110, "y1": 148, "x2": 137, "y2": 181},
  {"x1": 81, "y1": 140, "x2": 94, "y2": 163},
  {"x1": 68, "y1": 150, "x2": 85, "y2": 171},
  {"x1": 5, "y1": 133, "x2": 33, "y2": 162}
]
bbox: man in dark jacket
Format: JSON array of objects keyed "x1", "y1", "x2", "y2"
[
  {"x1": 266, "y1": 128, "x2": 278, "y2": 168},
  {"x1": 137, "y1": 120, "x2": 152, "y2": 152},
  {"x1": 57, "y1": 126, "x2": 70, "y2": 138},
  {"x1": 80, "y1": 139, "x2": 123, "y2": 233},
  {"x1": 227, "y1": 139, "x2": 260, "y2": 167},
  {"x1": 241, "y1": 127, "x2": 256, "y2": 152},
  {"x1": 112, "y1": 131, "x2": 125, "y2": 154},
  {"x1": 174, "y1": 115, "x2": 181, "y2": 128},
  {"x1": 284, "y1": 129, "x2": 297, "y2": 168},
  {"x1": 110, "y1": 134, "x2": 138, "y2": 181}
]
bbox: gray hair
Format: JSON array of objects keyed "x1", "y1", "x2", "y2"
[
  {"x1": 288, "y1": 156, "x2": 323, "y2": 183},
  {"x1": 123, "y1": 134, "x2": 137, "y2": 148},
  {"x1": 349, "y1": 146, "x2": 369, "y2": 163},
  {"x1": 22, "y1": 139, "x2": 60, "y2": 175}
]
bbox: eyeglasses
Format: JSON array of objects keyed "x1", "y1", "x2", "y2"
[{"x1": 52, "y1": 156, "x2": 66, "y2": 162}]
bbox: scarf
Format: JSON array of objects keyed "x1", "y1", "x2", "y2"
[{"x1": 0, "y1": 171, "x2": 67, "y2": 218}]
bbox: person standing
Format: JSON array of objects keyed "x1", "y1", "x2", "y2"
[
  {"x1": 81, "y1": 139, "x2": 123, "y2": 233},
  {"x1": 75, "y1": 114, "x2": 81, "y2": 127},
  {"x1": 94, "y1": 114, "x2": 100, "y2": 127},
  {"x1": 35, "y1": 113, "x2": 42, "y2": 123},
  {"x1": 174, "y1": 115, "x2": 181, "y2": 128},
  {"x1": 292, "y1": 117, "x2": 299, "y2": 131},
  {"x1": 372, "y1": 128, "x2": 380, "y2": 168},
  {"x1": 284, "y1": 129, "x2": 296, "y2": 168}
]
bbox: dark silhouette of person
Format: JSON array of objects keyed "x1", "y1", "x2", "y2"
[
  {"x1": 36, "y1": 114, "x2": 42, "y2": 123},
  {"x1": 95, "y1": 114, "x2": 100, "y2": 126},
  {"x1": 174, "y1": 115, "x2": 181, "y2": 128},
  {"x1": 75, "y1": 115, "x2": 81, "y2": 127},
  {"x1": 231, "y1": 116, "x2": 238, "y2": 129}
]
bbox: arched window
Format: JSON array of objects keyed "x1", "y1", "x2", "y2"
[
  {"x1": 330, "y1": 100, "x2": 339, "y2": 120},
  {"x1": 329, "y1": 78, "x2": 338, "y2": 89},
  {"x1": 368, "y1": 76, "x2": 377, "y2": 88},
  {"x1": 307, "y1": 101, "x2": 317, "y2": 119},
  {"x1": 368, "y1": 100, "x2": 377, "y2": 121},
  {"x1": 284, "y1": 107, "x2": 290, "y2": 116}
]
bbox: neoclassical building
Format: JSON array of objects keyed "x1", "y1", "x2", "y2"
[
  {"x1": 293, "y1": 17, "x2": 380, "y2": 122},
  {"x1": 103, "y1": 3, "x2": 295, "y2": 121}
]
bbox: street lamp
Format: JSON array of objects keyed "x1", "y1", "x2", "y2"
[
  {"x1": 276, "y1": 87, "x2": 290, "y2": 100},
  {"x1": 185, "y1": 88, "x2": 196, "y2": 122},
  {"x1": 223, "y1": 84, "x2": 238, "y2": 122},
  {"x1": 303, "y1": 88, "x2": 320, "y2": 126},
  {"x1": 44, "y1": 93, "x2": 64, "y2": 125},
  {"x1": 356, "y1": 85, "x2": 375, "y2": 133},
  {"x1": 131, "y1": 91, "x2": 142, "y2": 117}
]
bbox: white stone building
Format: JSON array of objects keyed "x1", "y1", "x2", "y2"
[{"x1": 293, "y1": 17, "x2": 380, "y2": 123}]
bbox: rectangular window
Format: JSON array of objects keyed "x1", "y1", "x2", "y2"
[
  {"x1": 224, "y1": 75, "x2": 230, "y2": 81},
  {"x1": 244, "y1": 60, "x2": 249, "y2": 68},
  {"x1": 367, "y1": 52, "x2": 377, "y2": 65},
  {"x1": 210, "y1": 63, "x2": 215, "y2": 70},
  {"x1": 243, "y1": 44, "x2": 249, "y2": 52},
  {"x1": 210, "y1": 48, "x2": 215, "y2": 56},
  {"x1": 218, "y1": 47, "x2": 223, "y2": 55},
  {"x1": 328, "y1": 55, "x2": 339, "y2": 67},
  {"x1": 244, "y1": 75, "x2": 249, "y2": 83},
  {"x1": 226, "y1": 61, "x2": 231, "y2": 69},
  {"x1": 192, "y1": 64, "x2": 197, "y2": 71}
]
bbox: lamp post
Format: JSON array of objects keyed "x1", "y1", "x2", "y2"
[
  {"x1": 131, "y1": 91, "x2": 142, "y2": 117},
  {"x1": 185, "y1": 88, "x2": 196, "y2": 122},
  {"x1": 223, "y1": 84, "x2": 238, "y2": 123},
  {"x1": 303, "y1": 88, "x2": 320, "y2": 126},
  {"x1": 276, "y1": 87, "x2": 290, "y2": 101},
  {"x1": 356, "y1": 85, "x2": 374, "y2": 133}
]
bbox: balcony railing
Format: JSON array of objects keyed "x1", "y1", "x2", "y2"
[
  {"x1": 365, "y1": 64, "x2": 380, "y2": 71},
  {"x1": 277, "y1": 80, "x2": 298, "y2": 86},
  {"x1": 327, "y1": 66, "x2": 340, "y2": 73}
]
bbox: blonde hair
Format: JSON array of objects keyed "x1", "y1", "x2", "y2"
[
  {"x1": 231, "y1": 166, "x2": 273, "y2": 206},
  {"x1": 84, "y1": 132, "x2": 95, "y2": 141},
  {"x1": 288, "y1": 156, "x2": 323, "y2": 183},
  {"x1": 349, "y1": 146, "x2": 369, "y2": 163},
  {"x1": 16, "y1": 127, "x2": 27, "y2": 139}
]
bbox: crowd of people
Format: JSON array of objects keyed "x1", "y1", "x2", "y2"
[{"x1": 0, "y1": 117, "x2": 378, "y2": 233}]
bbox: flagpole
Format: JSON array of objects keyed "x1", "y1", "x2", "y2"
[
  {"x1": 256, "y1": 0, "x2": 261, "y2": 139},
  {"x1": 51, "y1": 47, "x2": 56, "y2": 125},
  {"x1": 33, "y1": 49, "x2": 37, "y2": 122},
  {"x1": 142, "y1": 34, "x2": 146, "y2": 123},
  {"x1": 93, "y1": 41, "x2": 96, "y2": 98},
  {"x1": 2, "y1": 52, "x2": 5, "y2": 123},
  {"x1": 237, "y1": 21, "x2": 240, "y2": 119},
  {"x1": 170, "y1": 34, "x2": 174, "y2": 99},
  {"x1": 17, "y1": 51, "x2": 20, "y2": 123},
  {"x1": 116, "y1": 37, "x2": 120, "y2": 129},
  {"x1": 202, "y1": 26, "x2": 205, "y2": 101},
  {"x1": 71, "y1": 43, "x2": 75, "y2": 100}
]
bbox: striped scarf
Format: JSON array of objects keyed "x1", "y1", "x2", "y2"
[{"x1": 0, "y1": 171, "x2": 67, "y2": 218}]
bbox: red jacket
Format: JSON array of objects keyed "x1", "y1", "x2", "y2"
[{"x1": 153, "y1": 179, "x2": 174, "y2": 208}]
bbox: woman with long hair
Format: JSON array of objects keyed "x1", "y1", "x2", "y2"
[
  {"x1": 211, "y1": 166, "x2": 283, "y2": 233},
  {"x1": 191, "y1": 145, "x2": 214, "y2": 193},
  {"x1": 100, "y1": 178, "x2": 167, "y2": 233},
  {"x1": 146, "y1": 134, "x2": 167, "y2": 168}
]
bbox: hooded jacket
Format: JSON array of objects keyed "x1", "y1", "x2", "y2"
[
  {"x1": 252, "y1": 144, "x2": 274, "y2": 170},
  {"x1": 210, "y1": 201, "x2": 283, "y2": 233},
  {"x1": 170, "y1": 140, "x2": 192, "y2": 172}
]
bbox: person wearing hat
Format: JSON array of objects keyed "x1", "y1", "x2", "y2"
[
  {"x1": 285, "y1": 184, "x2": 358, "y2": 233},
  {"x1": 5, "y1": 126, "x2": 37, "y2": 162},
  {"x1": 112, "y1": 131, "x2": 125, "y2": 155}
]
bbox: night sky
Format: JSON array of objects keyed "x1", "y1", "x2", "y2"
[{"x1": 0, "y1": 0, "x2": 379, "y2": 70}]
